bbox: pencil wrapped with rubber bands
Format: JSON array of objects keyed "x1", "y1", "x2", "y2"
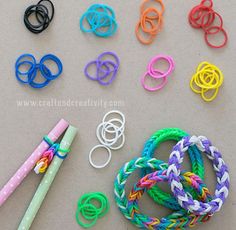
[
  {"x1": 0, "y1": 119, "x2": 69, "y2": 207},
  {"x1": 18, "y1": 125, "x2": 77, "y2": 230}
]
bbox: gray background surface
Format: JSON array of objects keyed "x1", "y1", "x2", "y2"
[{"x1": 0, "y1": 0, "x2": 235, "y2": 229}]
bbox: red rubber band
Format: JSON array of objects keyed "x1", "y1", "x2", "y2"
[
  {"x1": 201, "y1": 0, "x2": 213, "y2": 8},
  {"x1": 188, "y1": 0, "x2": 228, "y2": 48},
  {"x1": 201, "y1": 11, "x2": 223, "y2": 31},
  {"x1": 204, "y1": 26, "x2": 228, "y2": 48}
]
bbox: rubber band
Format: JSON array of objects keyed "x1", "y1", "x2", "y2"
[
  {"x1": 201, "y1": 11, "x2": 223, "y2": 31},
  {"x1": 167, "y1": 135, "x2": 230, "y2": 215},
  {"x1": 140, "y1": 0, "x2": 165, "y2": 16},
  {"x1": 188, "y1": 0, "x2": 228, "y2": 48},
  {"x1": 140, "y1": 8, "x2": 162, "y2": 34},
  {"x1": 135, "y1": 22, "x2": 156, "y2": 45},
  {"x1": 54, "y1": 149, "x2": 69, "y2": 159},
  {"x1": 40, "y1": 54, "x2": 63, "y2": 80},
  {"x1": 15, "y1": 54, "x2": 63, "y2": 89},
  {"x1": 97, "y1": 111, "x2": 126, "y2": 150},
  {"x1": 101, "y1": 119, "x2": 124, "y2": 141},
  {"x1": 204, "y1": 26, "x2": 228, "y2": 48},
  {"x1": 24, "y1": 0, "x2": 54, "y2": 34},
  {"x1": 28, "y1": 64, "x2": 51, "y2": 88},
  {"x1": 76, "y1": 192, "x2": 109, "y2": 228},
  {"x1": 148, "y1": 55, "x2": 175, "y2": 79},
  {"x1": 101, "y1": 118, "x2": 124, "y2": 135},
  {"x1": 190, "y1": 61, "x2": 224, "y2": 102},
  {"x1": 15, "y1": 54, "x2": 37, "y2": 84},
  {"x1": 136, "y1": 0, "x2": 165, "y2": 45},
  {"x1": 80, "y1": 4, "x2": 118, "y2": 38},
  {"x1": 78, "y1": 192, "x2": 109, "y2": 217},
  {"x1": 102, "y1": 110, "x2": 125, "y2": 130},
  {"x1": 89, "y1": 111, "x2": 126, "y2": 169},
  {"x1": 84, "y1": 52, "x2": 120, "y2": 86},
  {"x1": 189, "y1": 5, "x2": 214, "y2": 29},
  {"x1": 89, "y1": 145, "x2": 112, "y2": 169},
  {"x1": 97, "y1": 62, "x2": 118, "y2": 86},
  {"x1": 97, "y1": 122, "x2": 121, "y2": 147},
  {"x1": 109, "y1": 133, "x2": 125, "y2": 151},
  {"x1": 201, "y1": 0, "x2": 213, "y2": 8},
  {"x1": 76, "y1": 204, "x2": 98, "y2": 228},
  {"x1": 43, "y1": 135, "x2": 54, "y2": 146},
  {"x1": 141, "y1": 71, "x2": 168, "y2": 91},
  {"x1": 97, "y1": 51, "x2": 120, "y2": 68},
  {"x1": 141, "y1": 55, "x2": 175, "y2": 92},
  {"x1": 88, "y1": 4, "x2": 115, "y2": 19}
]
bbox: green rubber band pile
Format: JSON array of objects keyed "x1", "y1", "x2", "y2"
[{"x1": 76, "y1": 192, "x2": 110, "y2": 228}]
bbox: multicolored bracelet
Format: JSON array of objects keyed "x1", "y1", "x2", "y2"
[
  {"x1": 167, "y1": 135, "x2": 230, "y2": 215},
  {"x1": 114, "y1": 128, "x2": 230, "y2": 229},
  {"x1": 114, "y1": 157, "x2": 211, "y2": 229},
  {"x1": 141, "y1": 128, "x2": 204, "y2": 210},
  {"x1": 128, "y1": 170, "x2": 212, "y2": 229}
]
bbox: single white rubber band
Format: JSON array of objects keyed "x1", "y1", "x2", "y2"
[{"x1": 89, "y1": 145, "x2": 112, "y2": 169}]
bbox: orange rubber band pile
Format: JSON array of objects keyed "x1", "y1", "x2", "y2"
[{"x1": 136, "y1": 0, "x2": 164, "y2": 45}]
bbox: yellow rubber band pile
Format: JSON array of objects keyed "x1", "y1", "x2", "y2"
[{"x1": 190, "y1": 62, "x2": 224, "y2": 102}]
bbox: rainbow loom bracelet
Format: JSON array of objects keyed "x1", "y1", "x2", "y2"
[
  {"x1": 127, "y1": 169, "x2": 212, "y2": 229},
  {"x1": 167, "y1": 135, "x2": 230, "y2": 215},
  {"x1": 141, "y1": 128, "x2": 204, "y2": 210},
  {"x1": 114, "y1": 157, "x2": 211, "y2": 229}
]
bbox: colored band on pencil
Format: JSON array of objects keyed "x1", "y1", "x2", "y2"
[
  {"x1": 43, "y1": 135, "x2": 54, "y2": 146},
  {"x1": 35, "y1": 136, "x2": 70, "y2": 174},
  {"x1": 43, "y1": 136, "x2": 70, "y2": 158},
  {"x1": 55, "y1": 148, "x2": 70, "y2": 159}
]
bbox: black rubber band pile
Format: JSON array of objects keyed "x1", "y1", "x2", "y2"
[{"x1": 24, "y1": 0, "x2": 54, "y2": 34}]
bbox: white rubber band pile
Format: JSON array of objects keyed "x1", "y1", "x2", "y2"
[{"x1": 89, "y1": 110, "x2": 126, "y2": 169}]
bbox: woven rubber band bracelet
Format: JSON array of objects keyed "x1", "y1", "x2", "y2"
[
  {"x1": 34, "y1": 136, "x2": 70, "y2": 174},
  {"x1": 114, "y1": 157, "x2": 210, "y2": 229},
  {"x1": 127, "y1": 170, "x2": 212, "y2": 229},
  {"x1": 167, "y1": 135, "x2": 230, "y2": 215},
  {"x1": 141, "y1": 128, "x2": 204, "y2": 211},
  {"x1": 43, "y1": 136, "x2": 70, "y2": 159}
]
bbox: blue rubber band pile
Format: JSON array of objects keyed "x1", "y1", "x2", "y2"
[
  {"x1": 80, "y1": 4, "x2": 118, "y2": 38},
  {"x1": 15, "y1": 54, "x2": 63, "y2": 89}
]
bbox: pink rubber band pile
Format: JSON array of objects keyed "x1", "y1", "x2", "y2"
[{"x1": 141, "y1": 55, "x2": 175, "y2": 92}]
